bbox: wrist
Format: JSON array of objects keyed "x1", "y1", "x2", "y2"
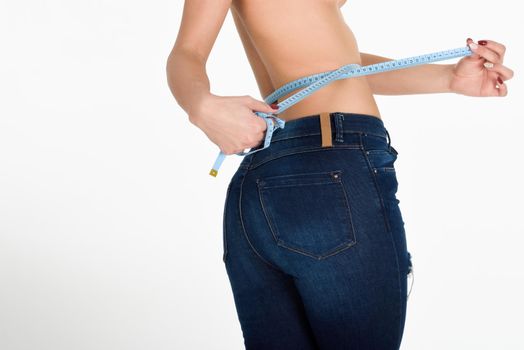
[
  {"x1": 442, "y1": 64, "x2": 456, "y2": 94},
  {"x1": 188, "y1": 93, "x2": 217, "y2": 126}
]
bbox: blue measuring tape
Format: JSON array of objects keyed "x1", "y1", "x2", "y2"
[{"x1": 209, "y1": 45, "x2": 473, "y2": 177}]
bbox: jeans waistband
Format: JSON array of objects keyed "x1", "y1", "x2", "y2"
[
  {"x1": 238, "y1": 111, "x2": 392, "y2": 171},
  {"x1": 270, "y1": 112, "x2": 390, "y2": 145}
]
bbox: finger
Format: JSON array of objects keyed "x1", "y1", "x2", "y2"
[
  {"x1": 485, "y1": 63, "x2": 514, "y2": 81},
  {"x1": 468, "y1": 41, "x2": 502, "y2": 64},
  {"x1": 488, "y1": 75, "x2": 508, "y2": 97},
  {"x1": 244, "y1": 110, "x2": 269, "y2": 134},
  {"x1": 253, "y1": 114, "x2": 268, "y2": 131},
  {"x1": 466, "y1": 38, "x2": 483, "y2": 60},
  {"x1": 495, "y1": 78, "x2": 508, "y2": 97},
  {"x1": 466, "y1": 38, "x2": 502, "y2": 63},
  {"x1": 244, "y1": 95, "x2": 279, "y2": 113},
  {"x1": 477, "y1": 39, "x2": 506, "y2": 61}
]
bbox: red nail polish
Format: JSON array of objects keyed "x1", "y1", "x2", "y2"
[
  {"x1": 270, "y1": 103, "x2": 279, "y2": 109},
  {"x1": 478, "y1": 40, "x2": 488, "y2": 46},
  {"x1": 497, "y1": 76, "x2": 503, "y2": 84}
]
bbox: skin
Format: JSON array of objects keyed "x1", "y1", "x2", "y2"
[{"x1": 166, "y1": 0, "x2": 514, "y2": 155}]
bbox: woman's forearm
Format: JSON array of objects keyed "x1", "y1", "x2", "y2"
[
  {"x1": 359, "y1": 52, "x2": 454, "y2": 95},
  {"x1": 166, "y1": 49, "x2": 212, "y2": 121}
]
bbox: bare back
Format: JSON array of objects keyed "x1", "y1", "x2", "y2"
[{"x1": 230, "y1": 0, "x2": 382, "y2": 121}]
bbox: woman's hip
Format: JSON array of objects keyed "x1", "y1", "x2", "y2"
[{"x1": 232, "y1": 112, "x2": 405, "y2": 264}]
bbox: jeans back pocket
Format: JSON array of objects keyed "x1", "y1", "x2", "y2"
[{"x1": 256, "y1": 170, "x2": 357, "y2": 260}]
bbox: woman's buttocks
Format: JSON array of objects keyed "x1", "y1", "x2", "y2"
[{"x1": 231, "y1": 0, "x2": 382, "y2": 121}]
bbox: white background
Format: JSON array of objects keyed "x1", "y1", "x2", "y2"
[{"x1": 0, "y1": 0, "x2": 522, "y2": 349}]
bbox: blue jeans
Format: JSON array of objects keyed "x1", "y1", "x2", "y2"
[{"x1": 222, "y1": 112, "x2": 413, "y2": 349}]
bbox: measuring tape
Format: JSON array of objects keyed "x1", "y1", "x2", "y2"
[{"x1": 209, "y1": 45, "x2": 473, "y2": 177}]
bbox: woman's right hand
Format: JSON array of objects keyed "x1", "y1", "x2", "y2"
[{"x1": 189, "y1": 93, "x2": 280, "y2": 155}]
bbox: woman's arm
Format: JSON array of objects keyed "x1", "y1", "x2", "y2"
[
  {"x1": 360, "y1": 38, "x2": 513, "y2": 97},
  {"x1": 359, "y1": 52, "x2": 453, "y2": 95},
  {"x1": 166, "y1": 0, "x2": 232, "y2": 121},
  {"x1": 166, "y1": 0, "x2": 278, "y2": 156}
]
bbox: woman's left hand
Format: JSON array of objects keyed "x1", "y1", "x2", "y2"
[{"x1": 449, "y1": 38, "x2": 514, "y2": 97}]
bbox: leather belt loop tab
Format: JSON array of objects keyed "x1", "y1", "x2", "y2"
[{"x1": 319, "y1": 112, "x2": 333, "y2": 147}]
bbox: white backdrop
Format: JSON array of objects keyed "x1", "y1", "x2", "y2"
[{"x1": 0, "y1": 0, "x2": 522, "y2": 349}]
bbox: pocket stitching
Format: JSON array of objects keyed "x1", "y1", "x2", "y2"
[
  {"x1": 257, "y1": 170, "x2": 357, "y2": 259},
  {"x1": 257, "y1": 184, "x2": 280, "y2": 245}
]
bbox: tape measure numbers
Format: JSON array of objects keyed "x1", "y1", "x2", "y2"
[{"x1": 209, "y1": 45, "x2": 473, "y2": 177}]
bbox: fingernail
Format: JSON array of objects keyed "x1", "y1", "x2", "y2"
[
  {"x1": 467, "y1": 37, "x2": 473, "y2": 42},
  {"x1": 497, "y1": 76, "x2": 504, "y2": 84},
  {"x1": 270, "y1": 103, "x2": 279, "y2": 109},
  {"x1": 478, "y1": 40, "x2": 488, "y2": 46},
  {"x1": 469, "y1": 42, "x2": 478, "y2": 50},
  {"x1": 483, "y1": 62, "x2": 494, "y2": 68}
]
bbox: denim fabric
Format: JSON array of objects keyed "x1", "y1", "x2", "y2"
[{"x1": 222, "y1": 112, "x2": 413, "y2": 350}]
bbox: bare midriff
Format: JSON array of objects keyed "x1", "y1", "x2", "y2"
[{"x1": 230, "y1": 0, "x2": 382, "y2": 122}]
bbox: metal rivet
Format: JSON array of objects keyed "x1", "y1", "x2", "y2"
[
  {"x1": 333, "y1": 173, "x2": 339, "y2": 179},
  {"x1": 373, "y1": 169, "x2": 378, "y2": 173}
]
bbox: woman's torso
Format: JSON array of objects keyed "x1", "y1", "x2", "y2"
[{"x1": 230, "y1": 0, "x2": 382, "y2": 121}]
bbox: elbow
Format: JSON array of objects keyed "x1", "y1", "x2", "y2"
[
  {"x1": 166, "y1": 52, "x2": 176, "y2": 80},
  {"x1": 166, "y1": 52, "x2": 181, "y2": 102},
  {"x1": 166, "y1": 51, "x2": 180, "y2": 92}
]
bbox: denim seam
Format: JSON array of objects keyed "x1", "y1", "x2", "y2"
[
  {"x1": 360, "y1": 135, "x2": 392, "y2": 234},
  {"x1": 271, "y1": 130, "x2": 386, "y2": 144},
  {"x1": 278, "y1": 240, "x2": 356, "y2": 260},
  {"x1": 257, "y1": 169, "x2": 341, "y2": 182},
  {"x1": 249, "y1": 145, "x2": 361, "y2": 170},
  {"x1": 259, "y1": 181, "x2": 340, "y2": 189},
  {"x1": 360, "y1": 134, "x2": 403, "y2": 347},
  {"x1": 346, "y1": 130, "x2": 386, "y2": 139},
  {"x1": 389, "y1": 222, "x2": 403, "y2": 348},
  {"x1": 239, "y1": 155, "x2": 286, "y2": 274},
  {"x1": 364, "y1": 131, "x2": 389, "y2": 141},
  {"x1": 271, "y1": 132, "x2": 327, "y2": 143},
  {"x1": 338, "y1": 172, "x2": 359, "y2": 253},
  {"x1": 222, "y1": 182, "x2": 234, "y2": 263},
  {"x1": 367, "y1": 148, "x2": 398, "y2": 157},
  {"x1": 391, "y1": 234, "x2": 403, "y2": 348}
]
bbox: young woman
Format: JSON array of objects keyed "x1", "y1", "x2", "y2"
[{"x1": 166, "y1": 1, "x2": 513, "y2": 348}]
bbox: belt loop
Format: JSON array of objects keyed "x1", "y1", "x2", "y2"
[
  {"x1": 319, "y1": 112, "x2": 333, "y2": 147},
  {"x1": 385, "y1": 128, "x2": 392, "y2": 148},
  {"x1": 335, "y1": 113, "x2": 344, "y2": 143}
]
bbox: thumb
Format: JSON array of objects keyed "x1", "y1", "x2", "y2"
[
  {"x1": 246, "y1": 96, "x2": 279, "y2": 114},
  {"x1": 466, "y1": 37, "x2": 482, "y2": 60}
]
